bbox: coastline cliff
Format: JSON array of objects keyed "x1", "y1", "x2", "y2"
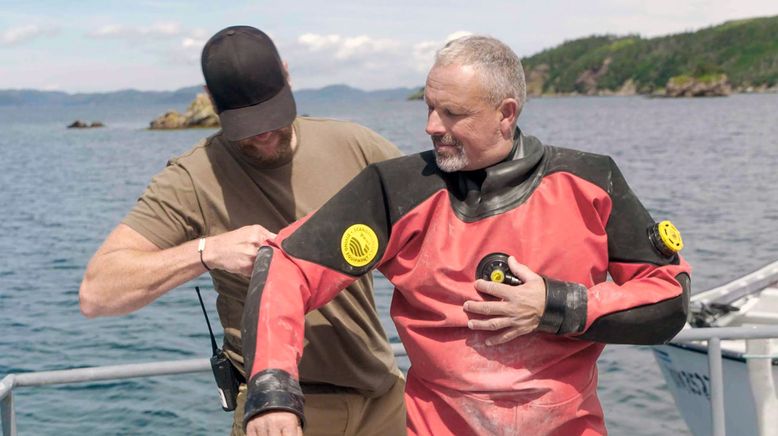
[{"x1": 409, "y1": 15, "x2": 778, "y2": 99}]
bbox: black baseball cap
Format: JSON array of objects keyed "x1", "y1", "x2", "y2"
[{"x1": 201, "y1": 26, "x2": 297, "y2": 141}]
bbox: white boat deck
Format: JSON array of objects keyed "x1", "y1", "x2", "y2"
[{"x1": 696, "y1": 282, "x2": 778, "y2": 356}]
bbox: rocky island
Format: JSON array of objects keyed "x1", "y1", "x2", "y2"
[
  {"x1": 149, "y1": 92, "x2": 219, "y2": 130},
  {"x1": 68, "y1": 120, "x2": 104, "y2": 128}
]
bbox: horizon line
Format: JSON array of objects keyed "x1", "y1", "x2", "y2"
[{"x1": 0, "y1": 83, "x2": 424, "y2": 95}]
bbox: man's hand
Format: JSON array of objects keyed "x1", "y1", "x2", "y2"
[
  {"x1": 202, "y1": 225, "x2": 276, "y2": 277},
  {"x1": 463, "y1": 256, "x2": 546, "y2": 345},
  {"x1": 246, "y1": 411, "x2": 302, "y2": 436}
]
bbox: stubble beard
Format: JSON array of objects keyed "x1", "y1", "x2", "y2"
[
  {"x1": 237, "y1": 126, "x2": 294, "y2": 167},
  {"x1": 433, "y1": 133, "x2": 469, "y2": 172}
]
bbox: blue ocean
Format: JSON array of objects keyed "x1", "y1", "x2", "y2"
[{"x1": 2, "y1": 93, "x2": 777, "y2": 435}]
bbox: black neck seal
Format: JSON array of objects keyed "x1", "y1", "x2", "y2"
[{"x1": 446, "y1": 129, "x2": 547, "y2": 221}]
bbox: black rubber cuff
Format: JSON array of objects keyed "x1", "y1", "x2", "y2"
[
  {"x1": 243, "y1": 369, "x2": 305, "y2": 432},
  {"x1": 537, "y1": 278, "x2": 588, "y2": 334}
]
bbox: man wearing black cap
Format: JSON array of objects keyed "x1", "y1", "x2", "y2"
[{"x1": 79, "y1": 25, "x2": 406, "y2": 435}]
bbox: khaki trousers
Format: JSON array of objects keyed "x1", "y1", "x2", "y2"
[{"x1": 231, "y1": 376, "x2": 406, "y2": 436}]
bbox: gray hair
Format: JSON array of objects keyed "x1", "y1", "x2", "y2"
[{"x1": 434, "y1": 35, "x2": 526, "y2": 117}]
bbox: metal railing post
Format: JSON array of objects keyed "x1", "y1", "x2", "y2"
[
  {"x1": 1, "y1": 374, "x2": 16, "y2": 436},
  {"x1": 708, "y1": 337, "x2": 725, "y2": 436},
  {"x1": 1, "y1": 391, "x2": 15, "y2": 436}
]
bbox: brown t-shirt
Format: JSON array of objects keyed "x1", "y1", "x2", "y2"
[{"x1": 123, "y1": 117, "x2": 403, "y2": 396}]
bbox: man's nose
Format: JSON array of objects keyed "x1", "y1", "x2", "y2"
[{"x1": 425, "y1": 110, "x2": 444, "y2": 136}]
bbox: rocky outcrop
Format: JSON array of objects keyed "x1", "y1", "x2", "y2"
[
  {"x1": 525, "y1": 64, "x2": 550, "y2": 97},
  {"x1": 68, "y1": 120, "x2": 104, "y2": 128},
  {"x1": 665, "y1": 74, "x2": 732, "y2": 97},
  {"x1": 575, "y1": 57, "x2": 612, "y2": 95},
  {"x1": 616, "y1": 79, "x2": 637, "y2": 96},
  {"x1": 149, "y1": 92, "x2": 220, "y2": 129},
  {"x1": 737, "y1": 83, "x2": 778, "y2": 93},
  {"x1": 407, "y1": 87, "x2": 425, "y2": 100}
]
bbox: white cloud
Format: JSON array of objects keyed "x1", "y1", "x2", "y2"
[
  {"x1": 445, "y1": 31, "x2": 473, "y2": 42},
  {"x1": 91, "y1": 24, "x2": 126, "y2": 37},
  {"x1": 411, "y1": 31, "x2": 473, "y2": 73},
  {"x1": 283, "y1": 32, "x2": 470, "y2": 90},
  {"x1": 181, "y1": 37, "x2": 205, "y2": 49},
  {"x1": 1, "y1": 25, "x2": 54, "y2": 46},
  {"x1": 166, "y1": 27, "x2": 210, "y2": 64},
  {"x1": 298, "y1": 33, "x2": 341, "y2": 51},
  {"x1": 147, "y1": 22, "x2": 181, "y2": 36},
  {"x1": 412, "y1": 41, "x2": 440, "y2": 72},
  {"x1": 297, "y1": 33, "x2": 401, "y2": 60},
  {"x1": 87, "y1": 22, "x2": 182, "y2": 39},
  {"x1": 169, "y1": 36, "x2": 206, "y2": 65},
  {"x1": 86, "y1": 23, "x2": 206, "y2": 67}
]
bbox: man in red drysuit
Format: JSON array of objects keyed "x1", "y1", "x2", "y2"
[{"x1": 242, "y1": 35, "x2": 691, "y2": 436}]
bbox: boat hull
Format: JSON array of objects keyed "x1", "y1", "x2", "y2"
[{"x1": 653, "y1": 343, "x2": 777, "y2": 436}]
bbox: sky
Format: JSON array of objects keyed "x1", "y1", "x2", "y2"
[{"x1": 1, "y1": 0, "x2": 776, "y2": 93}]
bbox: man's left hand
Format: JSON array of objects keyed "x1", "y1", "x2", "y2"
[{"x1": 463, "y1": 256, "x2": 546, "y2": 345}]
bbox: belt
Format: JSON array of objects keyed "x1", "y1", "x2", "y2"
[
  {"x1": 300, "y1": 382, "x2": 360, "y2": 395},
  {"x1": 236, "y1": 367, "x2": 358, "y2": 395}
]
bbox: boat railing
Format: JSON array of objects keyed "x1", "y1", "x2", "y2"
[
  {"x1": 669, "y1": 325, "x2": 778, "y2": 436},
  {"x1": 3, "y1": 329, "x2": 778, "y2": 436},
  {"x1": 0, "y1": 343, "x2": 405, "y2": 436}
]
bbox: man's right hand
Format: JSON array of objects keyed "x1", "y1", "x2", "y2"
[
  {"x1": 202, "y1": 225, "x2": 276, "y2": 277},
  {"x1": 246, "y1": 411, "x2": 302, "y2": 436}
]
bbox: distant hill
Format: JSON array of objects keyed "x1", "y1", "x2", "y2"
[
  {"x1": 295, "y1": 84, "x2": 416, "y2": 103},
  {"x1": 0, "y1": 86, "x2": 204, "y2": 107},
  {"x1": 522, "y1": 15, "x2": 778, "y2": 95},
  {"x1": 405, "y1": 15, "x2": 778, "y2": 99},
  {"x1": 0, "y1": 84, "x2": 417, "y2": 107}
]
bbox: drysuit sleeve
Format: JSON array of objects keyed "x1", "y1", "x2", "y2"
[
  {"x1": 538, "y1": 157, "x2": 691, "y2": 344},
  {"x1": 240, "y1": 164, "x2": 394, "y2": 429}
]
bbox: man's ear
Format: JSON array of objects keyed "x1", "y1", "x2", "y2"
[
  {"x1": 282, "y1": 60, "x2": 293, "y2": 88},
  {"x1": 498, "y1": 98, "x2": 519, "y2": 138}
]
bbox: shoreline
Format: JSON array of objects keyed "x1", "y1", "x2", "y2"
[{"x1": 525, "y1": 86, "x2": 778, "y2": 99}]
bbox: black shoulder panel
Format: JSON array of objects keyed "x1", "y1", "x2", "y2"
[
  {"x1": 282, "y1": 153, "x2": 445, "y2": 276},
  {"x1": 544, "y1": 146, "x2": 613, "y2": 189},
  {"x1": 546, "y1": 147, "x2": 672, "y2": 266},
  {"x1": 374, "y1": 151, "x2": 448, "y2": 225},
  {"x1": 579, "y1": 272, "x2": 691, "y2": 344}
]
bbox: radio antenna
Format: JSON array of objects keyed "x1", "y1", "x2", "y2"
[{"x1": 195, "y1": 286, "x2": 219, "y2": 356}]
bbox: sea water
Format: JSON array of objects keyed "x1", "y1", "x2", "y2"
[{"x1": 1, "y1": 93, "x2": 777, "y2": 435}]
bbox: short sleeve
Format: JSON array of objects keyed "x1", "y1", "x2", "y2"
[
  {"x1": 122, "y1": 162, "x2": 204, "y2": 249},
  {"x1": 354, "y1": 125, "x2": 403, "y2": 164}
]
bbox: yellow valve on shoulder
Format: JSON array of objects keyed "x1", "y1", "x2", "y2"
[{"x1": 649, "y1": 220, "x2": 684, "y2": 257}]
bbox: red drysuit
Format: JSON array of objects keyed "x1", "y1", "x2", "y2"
[{"x1": 241, "y1": 132, "x2": 691, "y2": 435}]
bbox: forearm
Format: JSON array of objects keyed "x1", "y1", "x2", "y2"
[
  {"x1": 79, "y1": 237, "x2": 205, "y2": 317},
  {"x1": 577, "y1": 259, "x2": 691, "y2": 344},
  {"x1": 242, "y1": 242, "x2": 362, "y2": 428},
  {"x1": 536, "y1": 258, "x2": 691, "y2": 344}
]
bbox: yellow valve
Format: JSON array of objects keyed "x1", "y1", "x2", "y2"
[
  {"x1": 657, "y1": 220, "x2": 684, "y2": 253},
  {"x1": 649, "y1": 220, "x2": 684, "y2": 257},
  {"x1": 490, "y1": 269, "x2": 505, "y2": 283}
]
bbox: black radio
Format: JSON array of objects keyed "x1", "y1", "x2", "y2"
[{"x1": 196, "y1": 286, "x2": 240, "y2": 411}]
